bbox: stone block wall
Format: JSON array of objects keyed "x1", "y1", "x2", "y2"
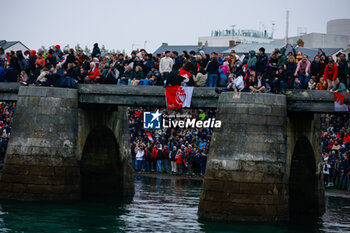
[
  {"x1": 0, "y1": 86, "x2": 79, "y2": 200},
  {"x1": 198, "y1": 92, "x2": 289, "y2": 222},
  {"x1": 78, "y1": 105, "x2": 134, "y2": 197}
]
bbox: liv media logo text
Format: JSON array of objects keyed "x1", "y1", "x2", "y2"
[{"x1": 143, "y1": 110, "x2": 221, "y2": 129}]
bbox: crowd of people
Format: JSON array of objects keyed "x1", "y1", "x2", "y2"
[
  {"x1": 1, "y1": 43, "x2": 349, "y2": 94},
  {"x1": 1, "y1": 42, "x2": 350, "y2": 185},
  {"x1": 129, "y1": 108, "x2": 215, "y2": 176},
  {"x1": 321, "y1": 114, "x2": 350, "y2": 190},
  {"x1": 0, "y1": 102, "x2": 14, "y2": 165}
]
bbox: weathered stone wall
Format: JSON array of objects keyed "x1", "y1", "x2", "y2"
[
  {"x1": 78, "y1": 105, "x2": 134, "y2": 197},
  {"x1": 286, "y1": 113, "x2": 325, "y2": 218},
  {"x1": 0, "y1": 86, "x2": 80, "y2": 200},
  {"x1": 0, "y1": 87, "x2": 134, "y2": 200},
  {"x1": 198, "y1": 92, "x2": 289, "y2": 222}
]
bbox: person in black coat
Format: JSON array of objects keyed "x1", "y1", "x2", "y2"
[
  {"x1": 311, "y1": 55, "x2": 325, "y2": 83},
  {"x1": 64, "y1": 49, "x2": 75, "y2": 70},
  {"x1": 256, "y1": 47, "x2": 268, "y2": 73},
  {"x1": 4, "y1": 65, "x2": 18, "y2": 82},
  {"x1": 91, "y1": 43, "x2": 101, "y2": 58},
  {"x1": 206, "y1": 55, "x2": 220, "y2": 87},
  {"x1": 46, "y1": 49, "x2": 57, "y2": 69}
]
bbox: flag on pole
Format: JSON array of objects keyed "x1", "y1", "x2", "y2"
[
  {"x1": 146, "y1": 132, "x2": 153, "y2": 141},
  {"x1": 334, "y1": 92, "x2": 349, "y2": 112},
  {"x1": 165, "y1": 86, "x2": 194, "y2": 109}
]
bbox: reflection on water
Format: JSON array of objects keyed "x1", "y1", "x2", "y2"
[{"x1": 0, "y1": 175, "x2": 348, "y2": 232}]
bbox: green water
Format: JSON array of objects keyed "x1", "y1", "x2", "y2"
[{"x1": 0, "y1": 175, "x2": 349, "y2": 232}]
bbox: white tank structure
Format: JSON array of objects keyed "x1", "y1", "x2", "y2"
[{"x1": 327, "y1": 19, "x2": 350, "y2": 36}]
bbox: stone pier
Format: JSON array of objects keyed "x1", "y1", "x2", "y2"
[
  {"x1": 0, "y1": 86, "x2": 134, "y2": 200},
  {"x1": 198, "y1": 92, "x2": 324, "y2": 222},
  {"x1": 0, "y1": 84, "x2": 329, "y2": 222}
]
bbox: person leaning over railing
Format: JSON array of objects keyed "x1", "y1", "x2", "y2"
[{"x1": 330, "y1": 77, "x2": 346, "y2": 93}]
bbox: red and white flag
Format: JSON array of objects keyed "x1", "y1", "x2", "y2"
[
  {"x1": 165, "y1": 86, "x2": 194, "y2": 109},
  {"x1": 334, "y1": 92, "x2": 349, "y2": 112},
  {"x1": 179, "y1": 68, "x2": 191, "y2": 83},
  {"x1": 146, "y1": 132, "x2": 153, "y2": 141}
]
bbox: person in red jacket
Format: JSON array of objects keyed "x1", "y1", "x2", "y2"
[
  {"x1": 151, "y1": 145, "x2": 158, "y2": 172},
  {"x1": 175, "y1": 149, "x2": 186, "y2": 174},
  {"x1": 84, "y1": 62, "x2": 100, "y2": 83},
  {"x1": 324, "y1": 60, "x2": 338, "y2": 90},
  {"x1": 343, "y1": 133, "x2": 350, "y2": 144}
]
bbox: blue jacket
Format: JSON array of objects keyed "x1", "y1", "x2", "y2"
[
  {"x1": 4, "y1": 68, "x2": 18, "y2": 82},
  {"x1": 0, "y1": 66, "x2": 4, "y2": 81}
]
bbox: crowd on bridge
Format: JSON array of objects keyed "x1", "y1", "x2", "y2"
[
  {"x1": 322, "y1": 114, "x2": 350, "y2": 190},
  {"x1": 129, "y1": 108, "x2": 214, "y2": 176},
  {"x1": 1, "y1": 43, "x2": 350, "y2": 94}
]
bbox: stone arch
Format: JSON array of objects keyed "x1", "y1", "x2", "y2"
[
  {"x1": 78, "y1": 106, "x2": 134, "y2": 198},
  {"x1": 286, "y1": 113, "x2": 325, "y2": 220},
  {"x1": 80, "y1": 125, "x2": 122, "y2": 197},
  {"x1": 289, "y1": 136, "x2": 318, "y2": 218}
]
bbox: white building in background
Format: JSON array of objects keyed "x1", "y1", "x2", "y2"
[
  {"x1": 198, "y1": 28, "x2": 274, "y2": 47},
  {"x1": 0, "y1": 40, "x2": 30, "y2": 53},
  {"x1": 272, "y1": 19, "x2": 350, "y2": 49}
]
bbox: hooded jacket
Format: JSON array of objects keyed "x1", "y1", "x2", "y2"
[{"x1": 247, "y1": 50, "x2": 257, "y2": 68}]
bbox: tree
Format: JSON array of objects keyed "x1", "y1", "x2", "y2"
[
  {"x1": 75, "y1": 44, "x2": 82, "y2": 52},
  {"x1": 38, "y1": 45, "x2": 47, "y2": 53},
  {"x1": 84, "y1": 45, "x2": 91, "y2": 53},
  {"x1": 101, "y1": 44, "x2": 107, "y2": 53}
]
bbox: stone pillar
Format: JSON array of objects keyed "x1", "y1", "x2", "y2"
[
  {"x1": 0, "y1": 86, "x2": 80, "y2": 200},
  {"x1": 77, "y1": 106, "x2": 134, "y2": 197},
  {"x1": 287, "y1": 113, "x2": 325, "y2": 218},
  {"x1": 198, "y1": 92, "x2": 289, "y2": 222}
]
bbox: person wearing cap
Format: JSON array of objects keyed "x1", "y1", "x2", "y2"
[
  {"x1": 53, "y1": 45, "x2": 61, "y2": 57},
  {"x1": 218, "y1": 61, "x2": 229, "y2": 87}
]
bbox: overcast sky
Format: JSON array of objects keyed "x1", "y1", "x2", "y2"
[{"x1": 2, "y1": 0, "x2": 349, "y2": 53}]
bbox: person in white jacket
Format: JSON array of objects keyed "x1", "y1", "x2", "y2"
[
  {"x1": 135, "y1": 147, "x2": 144, "y2": 172},
  {"x1": 216, "y1": 72, "x2": 244, "y2": 93},
  {"x1": 233, "y1": 74, "x2": 244, "y2": 91},
  {"x1": 159, "y1": 51, "x2": 173, "y2": 85}
]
